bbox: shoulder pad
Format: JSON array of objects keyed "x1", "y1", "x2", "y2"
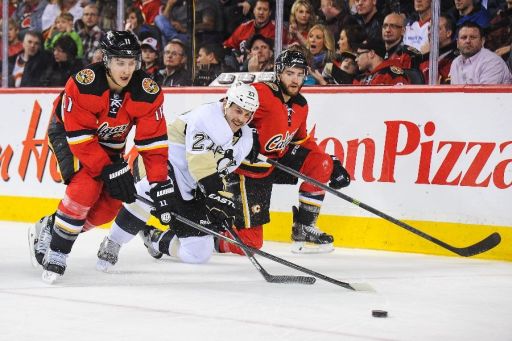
[
  {"x1": 127, "y1": 69, "x2": 161, "y2": 103},
  {"x1": 262, "y1": 81, "x2": 279, "y2": 92},
  {"x1": 406, "y1": 46, "x2": 421, "y2": 55},
  {"x1": 390, "y1": 66, "x2": 404, "y2": 75},
  {"x1": 72, "y1": 63, "x2": 108, "y2": 96}
]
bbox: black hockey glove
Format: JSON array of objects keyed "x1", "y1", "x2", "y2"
[
  {"x1": 149, "y1": 179, "x2": 176, "y2": 225},
  {"x1": 101, "y1": 161, "x2": 136, "y2": 203},
  {"x1": 246, "y1": 128, "x2": 261, "y2": 164},
  {"x1": 329, "y1": 156, "x2": 351, "y2": 189},
  {"x1": 205, "y1": 191, "x2": 237, "y2": 227}
]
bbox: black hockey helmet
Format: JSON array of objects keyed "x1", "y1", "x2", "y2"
[
  {"x1": 100, "y1": 30, "x2": 141, "y2": 69},
  {"x1": 274, "y1": 49, "x2": 308, "y2": 78}
]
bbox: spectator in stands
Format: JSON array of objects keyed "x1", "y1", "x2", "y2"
[
  {"x1": 13, "y1": 0, "x2": 48, "y2": 37},
  {"x1": 75, "y1": 3, "x2": 103, "y2": 65},
  {"x1": 449, "y1": 21, "x2": 512, "y2": 84},
  {"x1": 141, "y1": 37, "x2": 161, "y2": 79},
  {"x1": 419, "y1": 14, "x2": 458, "y2": 84},
  {"x1": 354, "y1": 37, "x2": 410, "y2": 85},
  {"x1": 287, "y1": 0, "x2": 317, "y2": 48},
  {"x1": 125, "y1": 7, "x2": 162, "y2": 44},
  {"x1": 195, "y1": 0, "x2": 225, "y2": 46},
  {"x1": 97, "y1": 0, "x2": 117, "y2": 31},
  {"x1": 40, "y1": 35, "x2": 83, "y2": 86},
  {"x1": 42, "y1": 0, "x2": 83, "y2": 33},
  {"x1": 9, "y1": 30, "x2": 50, "y2": 87},
  {"x1": 221, "y1": 0, "x2": 254, "y2": 36},
  {"x1": 242, "y1": 34, "x2": 275, "y2": 72},
  {"x1": 352, "y1": 0, "x2": 382, "y2": 40},
  {"x1": 322, "y1": 51, "x2": 360, "y2": 84},
  {"x1": 453, "y1": 0, "x2": 491, "y2": 29},
  {"x1": 44, "y1": 12, "x2": 84, "y2": 59},
  {"x1": 224, "y1": 0, "x2": 275, "y2": 59},
  {"x1": 155, "y1": 39, "x2": 192, "y2": 86},
  {"x1": 337, "y1": 24, "x2": 366, "y2": 53},
  {"x1": 0, "y1": 0, "x2": 17, "y2": 19},
  {"x1": 154, "y1": 0, "x2": 190, "y2": 47},
  {"x1": 404, "y1": 0, "x2": 431, "y2": 52},
  {"x1": 319, "y1": 0, "x2": 349, "y2": 43},
  {"x1": 382, "y1": 12, "x2": 422, "y2": 69},
  {"x1": 0, "y1": 18, "x2": 24, "y2": 60},
  {"x1": 139, "y1": 0, "x2": 162, "y2": 25},
  {"x1": 193, "y1": 42, "x2": 234, "y2": 85},
  {"x1": 485, "y1": 0, "x2": 512, "y2": 58},
  {"x1": 304, "y1": 23, "x2": 336, "y2": 84}
]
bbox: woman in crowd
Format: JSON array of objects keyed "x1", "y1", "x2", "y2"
[
  {"x1": 304, "y1": 23, "x2": 335, "y2": 85},
  {"x1": 286, "y1": 0, "x2": 317, "y2": 48}
]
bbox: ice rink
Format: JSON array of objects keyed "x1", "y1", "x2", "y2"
[{"x1": 1, "y1": 221, "x2": 511, "y2": 341}]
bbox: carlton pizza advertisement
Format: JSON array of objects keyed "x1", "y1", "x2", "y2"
[{"x1": 0, "y1": 87, "x2": 510, "y2": 259}]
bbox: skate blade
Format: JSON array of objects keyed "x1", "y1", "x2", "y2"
[
  {"x1": 27, "y1": 226, "x2": 41, "y2": 269},
  {"x1": 41, "y1": 270, "x2": 61, "y2": 284},
  {"x1": 291, "y1": 242, "x2": 334, "y2": 254},
  {"x1": 96, "y1": 259, "x2": 115, "y2": 273}
]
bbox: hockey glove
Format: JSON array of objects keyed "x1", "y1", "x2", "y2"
[
  {"x1": 246, "y1": 128, "x2": 261, "y2": 164},
  {"x1": 205, "y1": 191, "x2": 237, "y2": 227},
  {"x1": 101, "y1": 161, "x2": 136, "y2": 203},
  {"x1": 149, "y1": 179, "x2": 176, "y2": 225},
  {"x1": 329, "y1": 156, "x2": 351, "y2": 189}
]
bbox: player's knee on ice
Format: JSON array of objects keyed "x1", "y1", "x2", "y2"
[{"x1": 178, "y1": 235, "x2": 214, "y2": 264}]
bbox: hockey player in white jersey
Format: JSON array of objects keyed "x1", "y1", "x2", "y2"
[{"x1": 96, "y1": 82, "x2": 259, "y2": 270}]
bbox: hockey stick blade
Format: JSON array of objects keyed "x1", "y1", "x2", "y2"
[
  {"x1": 224, "y1": 223, "x2": 316, "y2": 285},
  {"x1": 443, "y1": 232, "x2": 501, "y2": 257},
  {"x1": 259, "y1": 155, "x2": 502, "y2": 257},
  {"x1": 135, "y1": 194, "x2": 369, "y2": 291}
]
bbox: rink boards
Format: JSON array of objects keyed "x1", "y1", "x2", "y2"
[{"x1": 0, "y1": 86, "x2": 511, "y2": 261}]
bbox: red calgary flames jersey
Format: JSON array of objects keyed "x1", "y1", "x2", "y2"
[
  {"x1": 53, "y1": 63, "x2": 169, "y2": 182},
  {"x1": 237, "y1": 82, "x2": 318, "y2": 178}
]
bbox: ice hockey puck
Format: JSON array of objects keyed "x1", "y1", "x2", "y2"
[{"x1": 372, "y1": 310, "x2": 388, "y2": 318}]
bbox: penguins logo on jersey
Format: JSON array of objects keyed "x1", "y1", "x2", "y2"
[
  {"x1": 142, "y1": 78, "x2": 159, "y2": 94},
  {"x1": 75, "y1": 69, "x2": 95, "y2": 85},
  {"x1": 217, "y1": 149, "x2": 236, "y2": 177}
]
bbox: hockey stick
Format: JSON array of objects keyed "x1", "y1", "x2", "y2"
[
  {"x1": 135, "y1": 194, "x2": 372, "y2": 291},
  {"x1": 222, "y1": 222, "x2": 316, "y2": 285},
  {"x1": 258, "y1": 154, "x2": 501, "y2": 257}
]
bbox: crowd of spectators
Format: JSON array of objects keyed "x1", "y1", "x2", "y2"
[{"x1": 1, "y1": 0, "x2": 511, "y2": 87}]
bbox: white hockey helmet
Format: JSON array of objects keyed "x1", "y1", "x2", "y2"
[{"x1": 225, "y1": 82, "x2": 259, "y2": 113}]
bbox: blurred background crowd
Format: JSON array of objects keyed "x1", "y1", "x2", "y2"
[{"x1": 0, "y1": 0, "x2": 511, "y2": 87}]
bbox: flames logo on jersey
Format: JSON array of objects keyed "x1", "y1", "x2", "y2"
[
  {"x1": 390, "y1": 66, "x2": 404, "y2": 75},
  {"x1": 142, "y1": 78, "x2": 159, "y2": 94},
  {"x1": 264, "y1": 129, "x2": 298, "y2": 153},
  {"x1": 75, "y1": 69, "x2": 95, "y2": 85}
]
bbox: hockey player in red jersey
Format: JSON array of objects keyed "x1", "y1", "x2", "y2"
[
  {"x1": 28, "y1": 31, "x2": 174, "y2": 283},
  {"x1": 219, "y1": 49, "x2": 351, "y2": 254}
]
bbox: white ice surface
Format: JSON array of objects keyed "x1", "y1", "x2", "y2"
[{"x1": 1, "y1": 221, "x2": 511, "y2": 341}]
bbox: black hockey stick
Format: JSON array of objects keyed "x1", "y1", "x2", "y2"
[
  {"x1": 135, "y1": 194, "x2": 372, "y2": 291},
  {"x1": 222, "y1": 222, "x2": 316, "y2": 285},
  {"x1": 258, "y1": 154, "x2": 501, "y2": 257}
]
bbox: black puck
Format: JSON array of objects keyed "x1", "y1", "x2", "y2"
[{"x1": 372, "y1": 310, "x2": 388, "y2": 318}]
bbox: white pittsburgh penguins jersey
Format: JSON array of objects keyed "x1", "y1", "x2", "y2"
[{"x1": 167, "y1": 101, "x2": 253, "y2": 200}]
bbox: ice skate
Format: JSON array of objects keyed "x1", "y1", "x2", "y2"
[
  {"x1": 42, "y1": 249, "x2": 67, "y2": 284},
  {"x1": 28, "y1": 215, "x2": 54, "y2": 268},
  {"x1": 139, "y1": 227, "x2": 164, "y2": 259},
  {"x1": 96, "y1": 237, "x2": 121, "y2": 272},
  {"x1": 291, "y1": 206, "x2": 334, "y2": 254}
]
